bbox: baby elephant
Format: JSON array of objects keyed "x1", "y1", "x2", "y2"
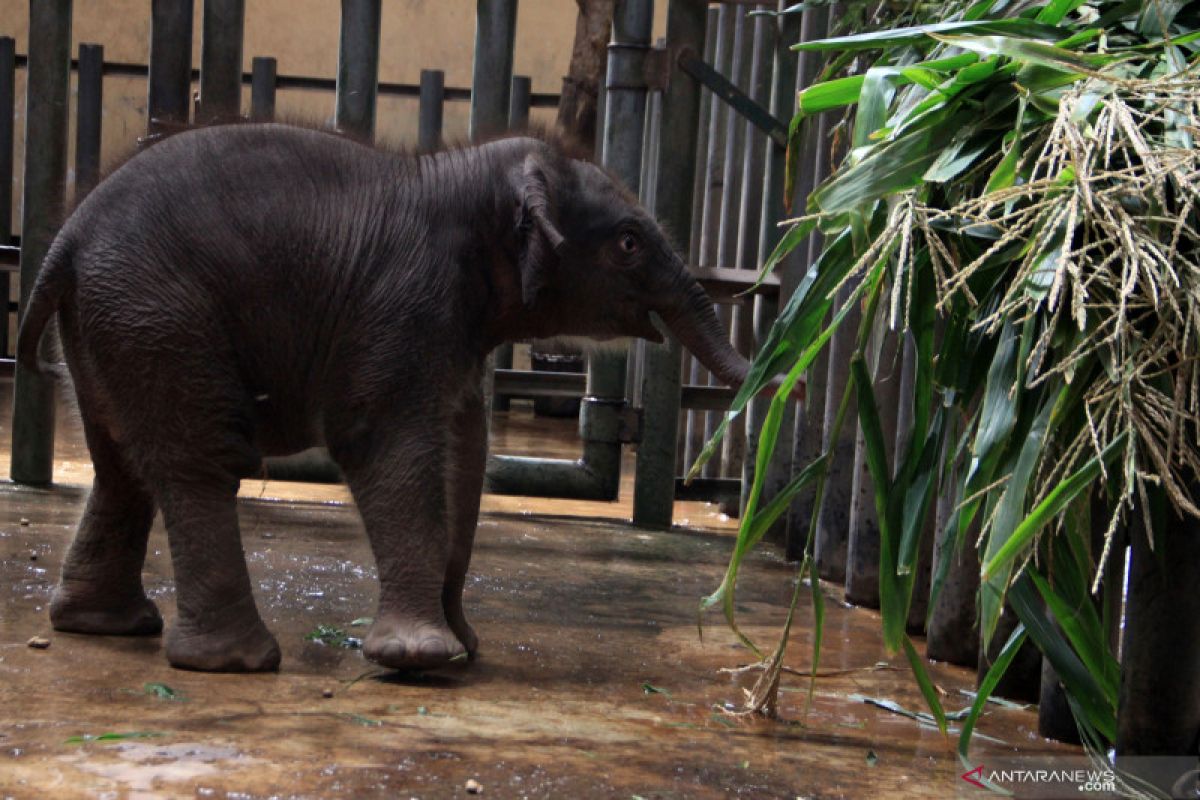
[{"x1": 19, "y1": 124, "x2": 757, "y2": 673}]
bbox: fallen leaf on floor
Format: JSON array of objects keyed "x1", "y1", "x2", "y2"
[
  {"x1": 64, "y1": 731, "x2": 163, "y2": 744},
  {"x1": 304, "y1": 624, "x2": 362, "y2": 649},
  {"x1": 143, "y1": 682, "x2": 185, "y2": 701}
]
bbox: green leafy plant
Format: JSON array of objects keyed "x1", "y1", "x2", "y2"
[{"x1": 701, "y1": 0, "x2": 1200, "y2": 755}]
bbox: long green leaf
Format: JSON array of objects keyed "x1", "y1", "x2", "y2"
[
  {"x1": 981, "y1": 433, "x2": 1128, "y2": 582},
  {"x1": 791, "y1": 19, "x2": 1070, "y2": 52},
  {"x1": 958, "y1": 625, "x2": 1028, "y2": 759}
]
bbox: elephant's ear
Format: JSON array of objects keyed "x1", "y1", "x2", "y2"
[{"x1": 514, "y1": 153, "x2": 566, "y2": 308}]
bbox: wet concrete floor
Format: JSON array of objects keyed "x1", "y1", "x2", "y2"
[{"x1": 0, "y1": 388, "x2": 1076, "y2": 798}]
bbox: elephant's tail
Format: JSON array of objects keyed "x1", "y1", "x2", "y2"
[{"x1": 16, "y1": 235, "x2": 73, "y2": 374}]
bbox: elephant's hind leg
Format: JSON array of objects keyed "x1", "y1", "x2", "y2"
[
  {"x1": 331, "y1": 415, "x2": 465, "y2": 671},
  {"x1": 50, "y1": 399, "x2": 162, "y2": 636},
  {"x1": 156, "y1": 477, "x2": 280, "y2": 672}
]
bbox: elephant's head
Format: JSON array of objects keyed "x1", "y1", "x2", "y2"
[{"x1": 500, "y1": 140, "x2": 756, "y2": 393}]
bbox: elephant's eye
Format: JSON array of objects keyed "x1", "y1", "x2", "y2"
[{"x1": 618, "y1": 232, "x2": 640, "y2": 255}]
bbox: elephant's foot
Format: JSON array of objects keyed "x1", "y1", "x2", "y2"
[
  {"x1": 50, "y1": 584, "x2": 163, "y2": 636},
  {"x1": 364, "y1": 614, "x2": 466, "y2": 670},
  {"x1": 166, "y1": 611, "x2": 280, "y2": 672}
]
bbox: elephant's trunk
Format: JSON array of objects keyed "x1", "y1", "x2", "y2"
[{"x1": 657, "y1": 270, "x2": 753, "y2": 391}]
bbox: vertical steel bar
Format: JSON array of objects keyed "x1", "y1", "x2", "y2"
[
  {"x1": 0, "y1": 36, "x2": 14, "y2": 357},
  {"x1": 335, "y1": 0, "x2": 382, "y2": 141},
  {"x1": 492, "y1": 73, "x2": 532, "y2": 413},
  {"x1": 731, "y1": 8, "x2": 783, "y2": 512},
  {"x1": 508, "y1": 74, "x2": 531, "y2": 130},
  {"x1": 470, "y1": 0, "x2": 518, "y2": 141},
  {"x1": 147, "y1": 0, "x2": 194, "y2": 138},
  {"x1": 705, "y1": 5, "x2": 751, "y2": 481},
  {"x1": 685, "y1": 4, "x2": 732, "y2": 477},
  {"x1": 198, "y1": 0, "x2": 245, "y2": 124},
  {"x1": 250, "y1": 56, "x2": 277, "y2": 122},
  {"x1": 581, "y1": 0, "x2": 655, "y2": 499},
  {"x1": 687, "y1": 8, "x2": 718, "y2": 267},
  {"x1": 74, "y1": 43, "x2": 103, "y2": 200},
  {"x1": 417, "y1": 69, "x2": 445, "y2": 153},
  {"x1": 747, "y1": 1, "x2": 805, "y2": 555},
  {"x1": 12, "y1": 0, "x2": 72, "y2": 485},
  {"x1": 633, "y1": 0, "x2": 706, "y2": 528}
]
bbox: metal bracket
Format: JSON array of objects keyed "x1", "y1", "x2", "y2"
[
  {"x1": 676, "y1": 49, "x2": 789, "y2": 147},
  {"x1": 606, "y1": 41, "x2": 652, "y2": 91}
]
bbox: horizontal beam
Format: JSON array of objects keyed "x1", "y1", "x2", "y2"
[{"x1": 11, "y1": 54, "x2": 561, "y2": 107}]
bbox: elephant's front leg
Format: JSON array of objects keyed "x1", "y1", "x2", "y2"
[
  {"x1": 444, "y1": 390, "x2": 487, "y2": 656},
  {"x1": 333, "y1": 416, "x2": 466, "y2": 670}
]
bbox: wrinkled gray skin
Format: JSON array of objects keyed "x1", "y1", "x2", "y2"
[{"x1": 18, "y1": 124, "x2": 756, "y2": 673}]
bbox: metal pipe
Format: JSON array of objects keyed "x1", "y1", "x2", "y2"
[
  {"x1": 748, "y1": 1, "x2": 803, "y2": 555},
  {"x1": 687, "y1": 7, "x2": 718, "y2": 266},
  {"x1": 633, "y1": 0, "x2": 708, "y2": 528},
  {"x1": 335, "y1": 0, "x2": 382, "y2": 141},
  {"x1": 685, "y1": 4, "x2": 733, "y2": 478},
  {"x1": 706, "y1": 5, "x2": 751, "y2": 481},
  {"x1": 0, "y1": 36, "x2": 14, "y2": 357},
  {"x1": 198, "y1": 0, "x2": 245, "y2": 124},
  {"x1": 250, "y1": 56, "x2": 277, "y2": 122},
  {"x1": 469, "y1": 0, "x2": 518, "y2": 141},
  {"x1": 492, "y1": 73, "x2": 531, "y2": 413},
  {"x1": 11, "y1": 0, "x2": 72, "y2": 486},
  {"x1": 417, "y1": 69, "x2": 445, "y2": 153},
  {"x1": 147, "y1": 0, "x2": 194, "y2": 139},
  {"x1": 508, "y1": 74, "x2": 531, "y2": 130},
  {"x1": 74, "y1": 43, "x2": 103, "y2": 200}
]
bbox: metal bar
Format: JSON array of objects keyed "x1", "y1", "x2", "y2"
[
  {"x1": 74, "y1": 43, "x2": 103, "y2": 200},
  {"x1": 469, "y1": 0, "x2": 518, "y2": 140},
  {"x1": 491, "y1": 73, "x2": 531, "y2": 413},
  {"x1": 484, "y1": 455, "x2": 612, "y2": 501},
  {"x1": 335, "y1": 0, "x2": 382, "y2": 141},
  {"x1": 12, "y1": 0, "x2": 72, "y2": 486},
  {"x1": 634, "y1": 0, "x2": 708, "y2": 528},
  {"x1": 417, "y1": 69, "x2": 445, "y2": 153},
  {"x1": 147, "y1": 0, "x2": 194, "y2": 138},
  {"x1": 508, "y1": 74, "x2": 531, "y2": 130},
  {"x1": 0, "y1": 36, "x2": 14, "y2": 357},
  {"x1": 15, "y1": 55, "x2": 563, "y2": 107},
  {"x1": 687, "y1": 4, "x2": 732, "y2": 480},
  {"x1": 677, "y1": 49, "x2": 787, "y2": 146},
  {"x1": 712, "y1": 6, "x2": 753, "y2": 481},
  {"x1": 198, "y1": 0, "x2": 245, "y2": 124},
  {"x1": 250, "y1": 56, "x2": 277, "y2": 122},
  {"x1": 687, "y1": 8, "x2": 718, "y2": 268}
]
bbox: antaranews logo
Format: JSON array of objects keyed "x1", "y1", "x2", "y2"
[{"x1": 960, "y1": 761, "x2": 1118, "y2": 796}]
